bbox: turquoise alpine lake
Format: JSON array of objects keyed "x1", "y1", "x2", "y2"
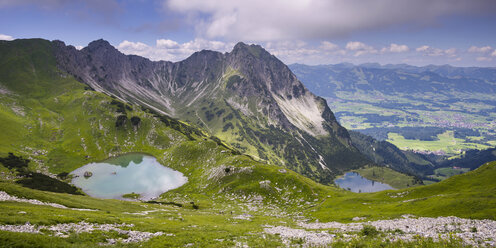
[
  {"x1": 334, "y1": 172, "x2": 394, "y2": 193},
  {"x1": 70, "y1": 153, "x2": 187, "y2": 200}
]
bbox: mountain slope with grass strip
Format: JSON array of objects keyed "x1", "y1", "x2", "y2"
[{"x1": 52, "y1": 39, "x2": 369, "y2": 183}]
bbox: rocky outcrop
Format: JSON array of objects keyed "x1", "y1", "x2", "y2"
[{"x1": 280, "y1": 215, "x2": 496, "y2": 247}]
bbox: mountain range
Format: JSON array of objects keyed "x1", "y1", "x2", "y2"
[{"x1": 51, "y1": 39, "x2": 368, "y2": 183}]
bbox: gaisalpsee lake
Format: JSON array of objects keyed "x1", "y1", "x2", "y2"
[
  {"x1": 70, "y1": 153, "x2": 187, "y2": 200},
  {"x1": 334, "y1": 172, "x2": 394, "y2": 193}
]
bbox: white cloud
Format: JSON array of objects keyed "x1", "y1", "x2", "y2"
[
  {"x1": 0, "y1": 34, "x2": 14, "y2": 40},
  {"x1": 319, "y1": 41, "x2": 339, "y2": 51},
  {"x1": 118, "y1": 40, "x2": 149, "y2": 51},
  {"x1": 444, "y1": 48, "x2": 457, "y2": 57},
  {"x1": 381, "y1": 43, "x2": 409, "y2": 53},
  {"x1": 468, "y1": 46, "x2": 493, "y2": 53},
  {"x1": 345, "y1": 41, "x2": 377, "y2": 56},
  {"x1": 117, "y1": 38, "x2": 233, "y2": 62},
  {"x1": 156, "y1": 39, "x2": 179, "y2": 49},
  {"x1": 75, "y1": 45, "x2": 83, "y2": 50},
  {"x1": 164, "y1": 0, "x2": 496, "y2": 41},
  {"x1": 114, "y1": 38, "x2": 489, "y2": 67},
  {"x1": 416, "y1": 45, "x2": 456, "y2": 57},
  {"x1": 476, "y1": 57, "x2": 492, "y2": 62},
  {"x1": 346, "y1": 41, "x2": 367, "y2": 51},
  {"x1": 492, "y1": 50, "x2": 496, "y2": 57},
  {"x1": 416, "y1": 45, "x2": 430, "y2": 52}
]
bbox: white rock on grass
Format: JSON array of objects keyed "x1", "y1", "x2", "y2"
[
  {"x1": 0, "y1": 221, "x2": 165, "y2": 245},
  {"x1": 264, "y1": 226, "x2": 335, "y2": 247},
  {"x1": 296, "y1": 216, "x2": 496, "y2": 247},
  {"x1": 0, "y1": 191, "x2": 96, "y2": 211}
]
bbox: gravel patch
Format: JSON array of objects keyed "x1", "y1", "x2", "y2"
[
  {"x1": 0, "y1": 191, "x2": 96, "y2": 211},
  {"x1": 264, "y1": 226, "x2": 335, "y2": 247},
  {"x1": 233, "y1": 214, "x2": 253, "y2": 221},
  {"x1": 0, "y1": 221, "x2": 165, "y2": 245},
  {"x1": 295, "y1": 216, "x2": 496, "y2": 247}
]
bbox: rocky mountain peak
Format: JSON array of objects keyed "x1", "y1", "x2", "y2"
[
  {"x1": 84, "y1": 39, "x2": 114, "y2": 51},
  {"x1": 230, "y1": 42, "x2": 271, "y2": 59}
]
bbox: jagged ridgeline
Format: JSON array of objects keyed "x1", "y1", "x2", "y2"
[
  {"x1": 0, "y1": 38, "x2": 240, "y2": 176},
  {"x1": 52, "y1": 39, "x2": 368, "y2": 183}
]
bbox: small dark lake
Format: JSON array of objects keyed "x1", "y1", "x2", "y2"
[
  {"x1": 70, "y1": 153, "x2": 187, "y2": 200},
  {"x1": 334, "y1": 172, "x2": 394, "y2": 193}
]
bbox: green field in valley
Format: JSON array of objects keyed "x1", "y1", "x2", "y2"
[{"x1": 387, "y1": 131, "x2": 492, "y2": 156}]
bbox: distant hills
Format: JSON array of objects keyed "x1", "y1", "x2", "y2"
[{"x1": 290, "y1": 63, "x2": 496, "y2": 156}]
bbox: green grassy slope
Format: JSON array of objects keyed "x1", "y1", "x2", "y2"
[
  {"x1": 0, "y1": 38, "x2": 330, "y2": 209},
  {"x1": 176, "y1": 95, "x2": 367, "y2": 185},
  {"x1": 0, "y1": 161, "x2": 495, "y2": 247},
  {"x1": 0, "y1": 39, "x2": 221, "y2": 174},
  {"x1": 312, "y1": 161, "x2": 496, "y2": 222}
]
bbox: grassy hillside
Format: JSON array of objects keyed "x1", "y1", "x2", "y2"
[
  {"x1": 313, "y1": 161, "x2": 496, "y2": 222},
  {"x1": 1, "y1": 161, "x2": 495, "y2": 247},
  {"x1": 0, "y1": 39, "x2": 223, "y2": 174}
]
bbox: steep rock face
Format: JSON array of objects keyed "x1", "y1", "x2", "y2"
[{"x1": 53, "y1": 40, "x2": 368, "y2": 183}]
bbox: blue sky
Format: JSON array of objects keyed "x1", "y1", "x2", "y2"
[{"x1": 1, "y1": 0, "x2": 496, "y2": 67}]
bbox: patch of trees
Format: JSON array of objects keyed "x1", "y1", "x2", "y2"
[
  {"x1": 84, "y1": 85, "x2": 94, "y2": 91},
  {"x1": 222, "y1": 122, "x2": 234, "y2": 132},
  {"x1": 360, "y1": 113, "x2": 403, "y2": 124},
  {"x1": 110, "y1": 99, "x2": 132, "y2": 114},
  {"x1": 115, "y1": 114, "x2": 128, "y2": 127},
  {"x1": 130, "y1": 116, "x2": 141, "y2": 127},
  {"x1": 216, "y1": 109, "x2": 225, "y2": 117},
  {"x1": 349, "y1": 131, "x2": 435, "y2": 177},
  {"x1": 357, "y1": 127, "x2": 445, "y2": 141},
  {"x1": 439, "y1": 148, "x2": 496, "y2": 170},
  {"x1": 358, "y1": 126, "x2": 482, "y2": 142},
  {"x1": 453, "y1": 128, "x2": 480, "y2": 139},
  {"x1": 0, "y1": 152, "x2": 29, "y2": 171},
  {"x1": 146, "y1": 200, "x2": 183, "y2": 207},
  {"x1": 0, "y1": 153, "x2": 82, "y2": 195},
  {"x1": 17, "y1": 172, "x2": 82, "y2": 195},
  {"x1": 204, "y1": 110, "x2": 214, "y2": 121},
  {"x1": 190, "y1": 201, "x2": 199, "y2": 209},
  {"x1": 222, "y1": 113, "x2": 234, "y2": 122},
  {"x1": 57, "y1": 172, "x2": 69, "y2": 179},
  {"x1": 209, "y1": 136, "x2": 241, "y2": 155}
]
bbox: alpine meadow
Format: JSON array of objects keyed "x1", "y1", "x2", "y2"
[{"x1": 1, "y1": 1, "x2": 496, "y2": 247}]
